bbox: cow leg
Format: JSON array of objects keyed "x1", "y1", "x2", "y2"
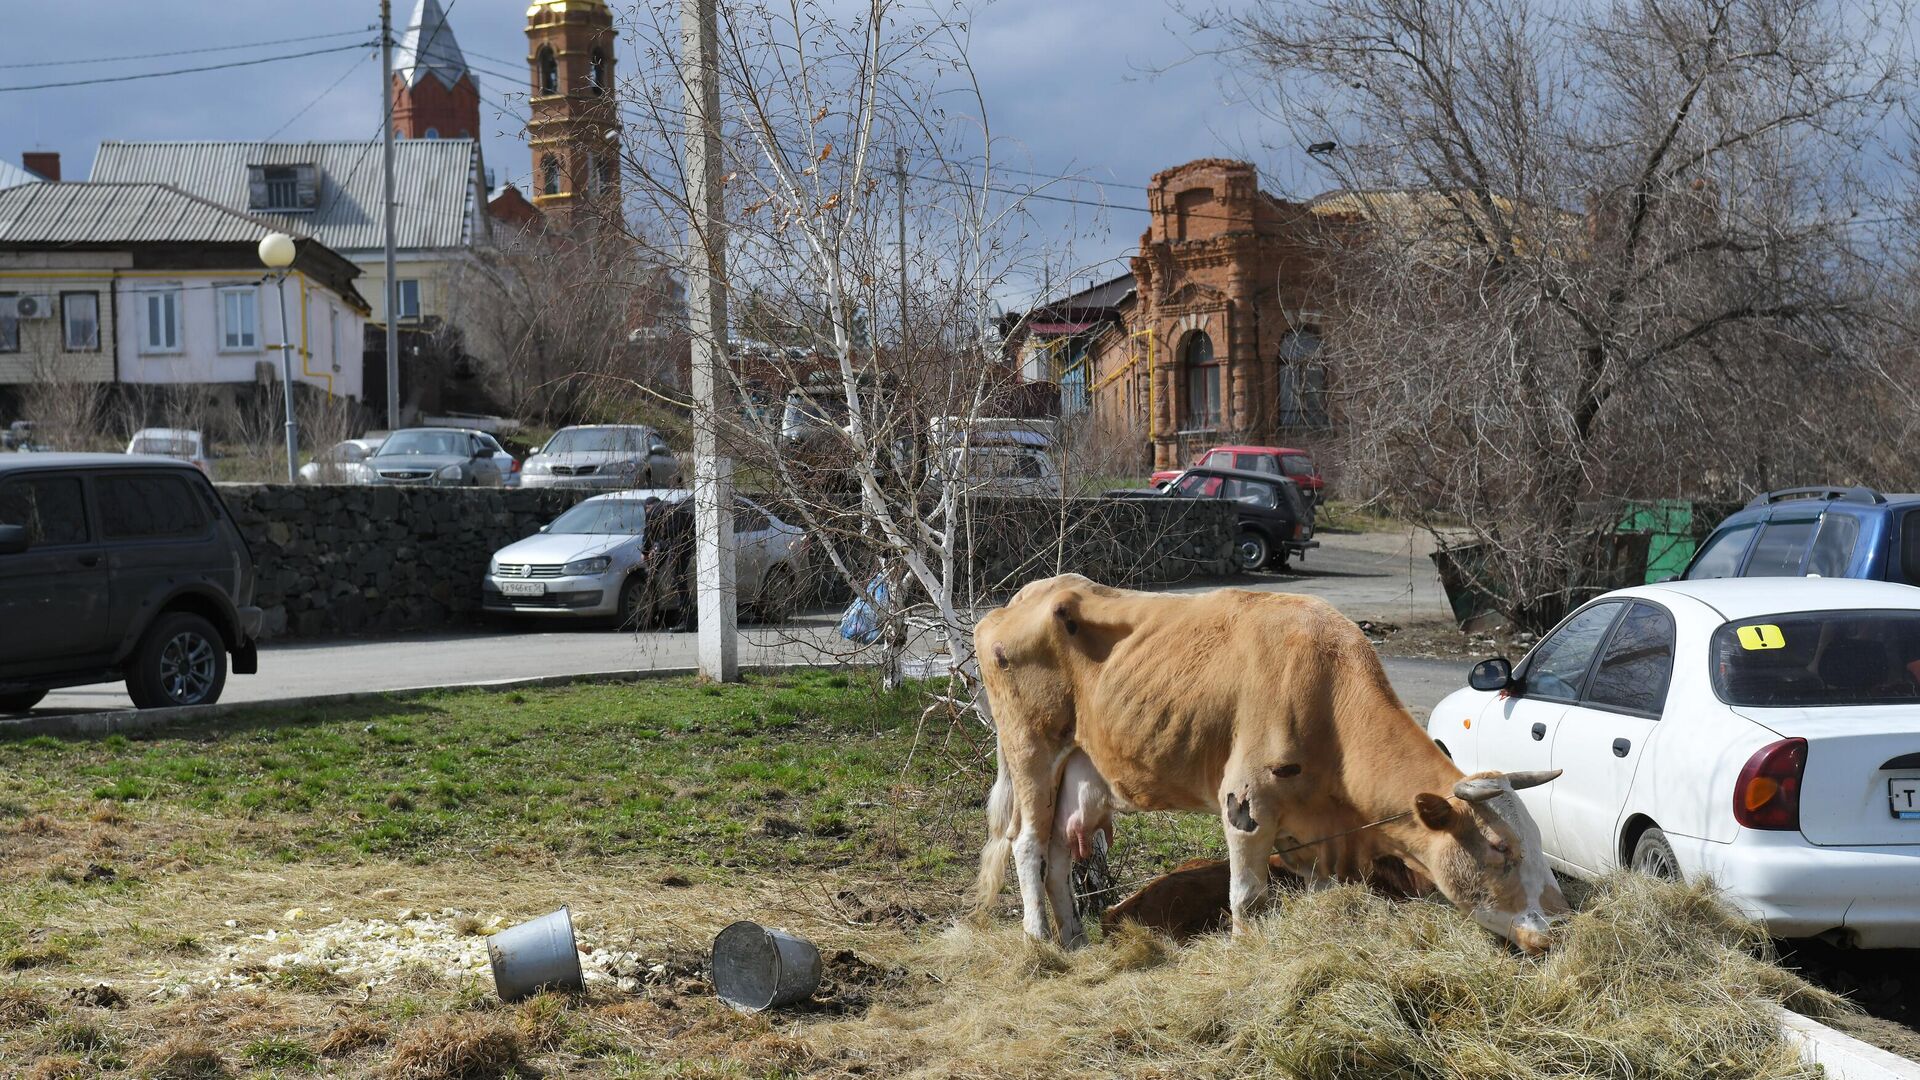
[
  {"x1": 1046, "y1": 834, "x2": 1085, "y2": 948},
  {"x1": 1006, "y1": 750, "x2": 1062, "y2": 943},
  {"x1": 1220, "y1": 782, "x2": 1282, "y2": 936}
]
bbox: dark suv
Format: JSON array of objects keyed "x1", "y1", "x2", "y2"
[
  {"x1": 1681, "y1": 486, "x2": 1920, "y2": 584},
  {"x1": 1115, "y1": 465, "x2": 1318, "y2": 572},
  {"x1": 0, "y1": 454, "x2": 261, "y2": 712}
]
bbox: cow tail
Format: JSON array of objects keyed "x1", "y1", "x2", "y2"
[{"x1": 970, "y1": 736, "x2": 1018, "y2": 919}]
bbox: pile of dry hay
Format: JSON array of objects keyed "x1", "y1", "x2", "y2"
[{"x1": 825, "y1": 874, "x2": 1846, "y2": 1079}]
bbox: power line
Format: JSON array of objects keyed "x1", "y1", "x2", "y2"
[
  {"x1": 265, "y1": 49, "x2": 375, "y2": 142},
  {"x1": 0, "y1": 42, "x2": 377, "y2": 94},
  {"x1": 0, "y1": 28, "x2": 373, "y2": 70}
]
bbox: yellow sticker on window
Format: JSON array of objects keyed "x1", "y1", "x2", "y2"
[{"x1": 1737, "y1": 624, "x2": 1786, "y2": 650}]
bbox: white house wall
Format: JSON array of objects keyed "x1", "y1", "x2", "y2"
[{"x1": 113, "y1": 270, "x2": 365, "y2": 400}]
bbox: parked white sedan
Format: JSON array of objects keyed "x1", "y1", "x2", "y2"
[
  {"x1": 482, "y1": 490, "x2": 808, "y2": 626},
  {"x1": 1428, "y1": 577, "x2": 1920, "y2": 947}
]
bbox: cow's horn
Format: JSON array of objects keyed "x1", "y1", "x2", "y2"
[
  {"x1": 1503, "y1": 769, "x2": 1563, "y2": 791},
  {"x1": 1452, "y1": 777, "x2": 1506, "y2": 803}
]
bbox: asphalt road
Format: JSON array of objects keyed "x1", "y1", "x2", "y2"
[{"x1": 32, "y1": 530, "x2": 1468, "y2": 717}]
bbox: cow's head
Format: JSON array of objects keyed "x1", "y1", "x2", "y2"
[{"x1": 1406, "y1": 770, "x2": 1568, "y2": 954}]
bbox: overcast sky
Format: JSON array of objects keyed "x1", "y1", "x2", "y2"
[{"x1": 0, "y1": 0, "x2": 1316, "y2": 300}]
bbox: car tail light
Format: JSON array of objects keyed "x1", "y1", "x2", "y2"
[
  {"x1": 510, "y1": 458, "x2": 521, "y2": 473},
  {"x1": 1733, "y1": 737, "x2": 1806, "y2": 831},
  {"x1": 1293, "y1": 522, "x2": 1308, "y2": 539}
]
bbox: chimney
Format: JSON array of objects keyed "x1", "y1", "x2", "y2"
[{"x1": 22, "y1": 152, "x2": 60, "y2": 182}]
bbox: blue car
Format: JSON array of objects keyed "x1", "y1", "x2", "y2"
[{"x1": 1682, "y1": 486, "x2": 1920, "y2": 584}]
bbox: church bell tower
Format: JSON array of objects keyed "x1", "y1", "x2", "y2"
[{"x1": 525, "y1": 0, "x2": 621, "y2": 224}]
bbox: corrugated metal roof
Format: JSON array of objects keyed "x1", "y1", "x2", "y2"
[
  {"x1": 0, "y1": 159, "x2": 44, "y2": 189},
  {"x1": 0, "y1": 182, "x2": 312, "y2": 245},
  {"x1": 90, "y1": 139, "x2": 477, "y2": 252}
]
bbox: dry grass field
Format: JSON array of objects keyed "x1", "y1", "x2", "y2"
[{"x1": 0, "y1": 673, "x2": 1862, "y2": 1078}]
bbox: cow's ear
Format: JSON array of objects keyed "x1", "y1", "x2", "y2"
[{"x1": 1414, "y1": 792, "x2": 1455, "y2": 830}]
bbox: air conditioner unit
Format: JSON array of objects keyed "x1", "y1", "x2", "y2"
[{"x1": 2, "y1": 294, "x2": 54, "y2": 319}]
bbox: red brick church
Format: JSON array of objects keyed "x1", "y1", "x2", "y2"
[{"x1": 1013, "y1": 159, "x2": 1342, "y2": 470}]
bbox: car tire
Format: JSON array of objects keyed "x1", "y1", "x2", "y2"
[
  {"x1": 125, "y1": 612, "x2": 228, "y2": 709},
  {"x1": 757, "y1": 564, "x2": 796, "y2": 624},
  {"x1": 0, "y1": 688, "x2": 47, "y2": 712},
  {"x1": 615, "y1": 573, "x2": 651, "y2": 631},
  {"x1": 1631, "y1": 827, "x2": 1682, "y2": 881},
  {"x1": 1233, "y1": 530, "x2": 1269, "y2": 573}
]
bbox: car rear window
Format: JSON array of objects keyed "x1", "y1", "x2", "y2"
[
  {"x1": 1711, "y1": 610, "x2": 1920, "y2": 706},
  {"x1": 1805, "y1": 513, "x2": 1860, "y2": 577},
  {"x1": 1741, "y1": 518, "x2": 1817, "y2": 576},
  {"x1": 1900, "y1": 512, "x2": 1920, "y2": 585},
  {"x1": 97, "y1": 473, "x2": 210, "y2": 540},
  {"x1": 1687, "y1": 522, "x2": 1755, "y2": 578}
]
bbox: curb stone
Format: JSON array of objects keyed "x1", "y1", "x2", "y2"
[{"x1": 1778, "y1": 1008, "x2": 1920, "y2": 1079}]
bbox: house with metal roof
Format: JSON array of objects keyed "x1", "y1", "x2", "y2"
[
  {"x1": 89, "y1": 138, "x2": 488, "y2": 333},
  {"x1": 0, "y1": 182, "x2": 368, "y2": 402}
]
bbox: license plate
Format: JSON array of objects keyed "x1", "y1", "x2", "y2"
[
  {"x1": 498, "y1": 581, "x2": 546, "y2": 597},
  {"x1": 1891, "y1": 777, "x2": 1920, "y2": 820}
]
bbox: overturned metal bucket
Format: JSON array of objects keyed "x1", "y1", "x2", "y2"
[
  {"x1": 711, "y1": 920, "x2": 822, "y2": 1012},
  {"x1": 488, "y1": 907, "x2": 584, "y2": 1002}
]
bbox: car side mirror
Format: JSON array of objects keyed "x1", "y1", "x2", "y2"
[
  {"x1": 0, "y1": 524, "x2": 28, "y2": 555},
  {"x1": 1468, "y1": 657, "x2": 1515, "y2": 693},
  {"x1": 538, "y1": 524, "x2": 550, "y2": 533}
]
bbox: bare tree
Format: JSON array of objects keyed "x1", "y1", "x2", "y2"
[
  {"x1": 447, "y1": 223, "x2": 685, "y2": 428},
  {"x1": 19, "y1": 357, "x2": 108, "y2": 452},
  {"x1": 600, "y1": 0, "x2": 1132, "y2": 702},
  {"x1": 1213, "y1": 0, "x2": 1915, "y2": 628}
]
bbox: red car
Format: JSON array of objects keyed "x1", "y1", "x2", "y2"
[{"x1": 1151, "y1": 445, "x2": 1325, "y2": 503}]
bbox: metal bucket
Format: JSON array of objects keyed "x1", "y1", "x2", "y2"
[
  {"x1": 711, "y1": 920, "x2": 822, "y2": 1012},
  {"x1": 487, "y1": 907, "x2": 584, "y2": 1002}
]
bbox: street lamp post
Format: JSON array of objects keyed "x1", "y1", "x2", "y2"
[{"x1": 258, "y1": 232, "x2": 299, "y2": 484}]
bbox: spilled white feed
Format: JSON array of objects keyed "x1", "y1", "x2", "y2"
[{"x1": 135, "y1": 908, "x2": 662, "y2": 998}]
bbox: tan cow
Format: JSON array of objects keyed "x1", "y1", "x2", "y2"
[{"x1": 972, "y1": 574, "x2": 1569, "y2": 953}]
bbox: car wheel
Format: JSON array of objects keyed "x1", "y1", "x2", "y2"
[
  {"x1": 126, "y1": 612, "x2": 227, "y2": 709},
  {"x1": 615, "y1": 574, "x2": 651, "y2": 631},
  {"x1": 0, "y1": 688, "x2": 47, "y2": 712},
  {"x1": 757, "y1": 564, "x2": 796, "y2": 624},
  {"x1": 1631, "y1": 827, "x2": 1681, "y2": 881},
  {"x1": 1233, "y1": 530, "x2": 1269, "y2": 572}
]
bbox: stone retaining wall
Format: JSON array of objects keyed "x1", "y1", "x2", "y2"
[{"x1": 217, "y1": 485, "x2": 1241, "y2": 640}]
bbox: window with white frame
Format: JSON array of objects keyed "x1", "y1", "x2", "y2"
[
  {"x1": 395, "y1": 279, "x2": 421, "y2": 322},
  {"x1": 140, "y1": 287, "x2": 182, "y2": 353},
  {"x1": 218, "y1": 286, "x2": 260, "y2": 351},
  {"x1": 61, "y1": 292, "x2": 100, "y2": 352}
]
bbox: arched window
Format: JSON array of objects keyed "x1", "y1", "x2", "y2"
[
  {"x1": 586, "y1": 152, "x2": 602, "y2": 195},
  {"x1": 541, "y1": 155, "x2": 562, "y2": 196},
  {"x1": 1277, "y1": 328, "x2": 1329, "y2": 427},
  {"x1": 537, "y1": 47, "x2": 558, "y2": 95},
  {"x1": 1181, "y1": 331, "x2": 1220, "y2": 430},
  {"x1": 589, "y1": 49, "x2": 608, "y2": 93},
  {"x1": 598, "y1": 152, "x2": 616, "y2": 191},
  {"x1": 423, "y1": 127, "x2": 439, "y2": 140}
]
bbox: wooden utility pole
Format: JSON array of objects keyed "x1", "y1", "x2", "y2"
[
  {"x1": 682, "y1": 0, "x2": 738, "y2": 680},
  {"x1": 380, "y1": 0, "x2": 401, "y2": 429}
]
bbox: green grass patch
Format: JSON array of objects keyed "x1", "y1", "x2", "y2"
[{"x1": 1, "y1": 672, "x2": 1225, "y2": 888}]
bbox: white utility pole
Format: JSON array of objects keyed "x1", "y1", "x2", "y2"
[
  {"x1": 682, "y1": 0, "x2": 738, "y2": 680},
  {"x1": 380, "y1": 0, "x2": 402, "y2": 430}
]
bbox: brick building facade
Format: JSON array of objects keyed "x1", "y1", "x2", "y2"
[
  {"x1": 526, "y1": 0, "x2": 621, "y2": 226},
  {"x1": 1016, "y1": 159, "x2": 1340, "y2": 471}
]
